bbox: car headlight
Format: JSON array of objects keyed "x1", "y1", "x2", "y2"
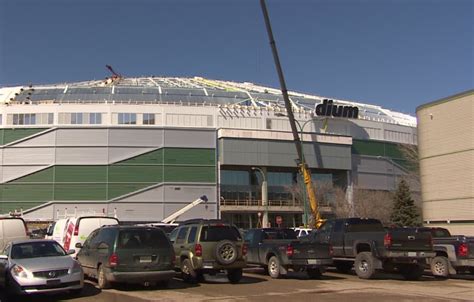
[
  {"x1": 11, "y1": 265, "x2": 29, "y2": 279},
  {"x1": 70, "y1": 260, "x2": 82, "y2": 274}
]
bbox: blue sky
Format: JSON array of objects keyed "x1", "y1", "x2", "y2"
[{"x1": 0, "y1": 0, "x2": 472, "y2": 114}]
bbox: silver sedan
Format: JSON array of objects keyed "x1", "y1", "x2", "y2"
[{"x1": 0, "y1": 239, "x2": 83, "y2": 295}]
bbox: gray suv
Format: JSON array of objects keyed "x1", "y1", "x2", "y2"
[{"x1": 169, "y1": 219, "x2": 247, "y2": 283}]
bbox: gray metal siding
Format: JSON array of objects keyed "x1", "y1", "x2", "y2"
[{"x1": 164, "y1": 129, "x2": 216, "y2": 148}]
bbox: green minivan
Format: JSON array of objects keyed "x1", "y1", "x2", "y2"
[{"x1": 76, "y1": 225, "x2": 175, "y2": 289}]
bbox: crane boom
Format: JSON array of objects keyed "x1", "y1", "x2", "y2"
[{"x1": 259, "y1": 0, "x2": 324, "y2": 228}]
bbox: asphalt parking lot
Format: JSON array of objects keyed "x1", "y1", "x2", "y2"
[{"x1": 1, "y1": 268, "x2": 472, "y2": 302}]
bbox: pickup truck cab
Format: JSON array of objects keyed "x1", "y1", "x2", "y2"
[
  {"x1": 416, "y1": 227, "x2": 474, "y2": 277},
  {"x1": 244, "y1": 228, "x2": 332, "y2": 279},
  {"x1": 315, "y1": 218, "x2": 435, "y2": 280}
]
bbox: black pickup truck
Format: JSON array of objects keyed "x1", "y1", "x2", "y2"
[
  {"x1": 314, "y1": 218, "x2": 435, "y2": 280},
  {"x1": 416, "y1": 227, "x2": 474, "y2": 277},
  {"x1": 244, "y1": 228, "x2": 333, "y2": 279}
]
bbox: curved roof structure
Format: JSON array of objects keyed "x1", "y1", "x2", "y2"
[{"x1": 0, "y1": 76, "x2": 416, "y2": 127}]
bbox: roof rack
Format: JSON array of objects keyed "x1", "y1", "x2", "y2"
[{"x1": 180, "y1": 219, "x2": 226, "y2": 226}]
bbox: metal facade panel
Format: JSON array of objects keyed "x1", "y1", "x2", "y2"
[
  {"x1": 163, "y1": 185, "x2": 217, "y2": 204},
  {"x1": 13, "y1": 130, "x2": 55, "y2": 147},
  {"x1": 220, "y1": 139, "x2": 351, "y2": 170},
  {"x1": 164, "y1": 129, "x2": 216, "y2": 148},
  {"x1": 163, "y1": 203, "x2": 217, "y2": 221},
  {"x1": 3, "y1": 147, "x2": 54, "y2": 165},
  {"x1": 108, "y1": 147, "x2": 157, "y2": 164},
  {"x1": 2, "y1": 166, "x2": 50, "y2": 183},
  {"x1": 354, "y1": 172, "x2": 396, "y2": 191},
  {"x1": 109, "y1": 202, "x2": 165, "y2": 222},
  {"x1": 109, "y1": 128, "x2": 164, "y2": 147},
  {"x1": 115, "y1": 186, "x2": 165, "y2": 202},
  {"x1": 56, "y1": 129, "x2": 108, "y2": 146},
  {"x1": 55, "y1": 147, "x2": 108, "y2": 164}
]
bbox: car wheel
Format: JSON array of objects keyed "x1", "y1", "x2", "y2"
[
  {"x1": 227, "y1": 268, "x2": 243, "y2": 283},
  {"x1": 268, "y1": 256, "x2": 282, "y2": 279},
  {"x1": 400, "y1": 264, "x2": 424, "y2": 281},
  {"x1": 335, "y1": 261, "x2": 353, "y2": 274},
  {"x1": 354, "y1": 252, "x2": 376, "y2": 279},
  {"x1": 307, "y1": 268, "x2": 322, "y2": 279},
  {"x1": 431, "y1": 256, "x2": 449, "y2": 278},
  {"x1": 97, "y1": 265, "x2": 111, "y2": 289},
  {"x1": 181, "y1": 258, "x2": 198, "y2": 283},
  {"x1": 215, "y1": 240, "x2": 238, "y2": 265}
]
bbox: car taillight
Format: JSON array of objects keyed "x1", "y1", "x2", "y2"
[
  {"x1": 286, "y1": 244, "x2": 294, "y2": 257},
  {"x1": 109, "y1": 253, "x2": 119, "y2": 267},
  {"x1": 329, "y1": 244, "x2": 334, "y2": 256},
  {"x1": 73, "y1": 222, "x2": 80, "y2": 236},
  {"x1": 458, "y1": 243, "x2": 469, "y2": 257},
  {"x1": 384, "y1": 233, "x2": 392, "y2": 248},
  {"x1": 242, "y1": 243, "x2": 248, "y2": 256},
  {"x1": 195, "y1": 244, "x2": 202, "y2": 257}
]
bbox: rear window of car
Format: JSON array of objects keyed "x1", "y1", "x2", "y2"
[
  {"x1": 199, "y1": 225, "x2": 241, "y2": 242},
  {"x1": 118, "y1": 229, "x2": 170, "y2": 249}
]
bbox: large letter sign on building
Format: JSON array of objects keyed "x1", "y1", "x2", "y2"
[{"x1": 315, "y1": 99, "x2": 359, "y2": 119}]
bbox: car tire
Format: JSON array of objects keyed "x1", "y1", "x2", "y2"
[
  {"x1": 334, "y1": 261, "x2": 353, "y2": 274},
  {"x1": 227, "y1": 268, "x2": 243, "y2": 283},
  {"x1": 431, "y1": 256, "x2": 449, "y2": 278},
  {"x1": 307, "y1": 268, "x2": 322, "y2": 279},
  {"x1": 97, "y1": 265, "x2": 111, "y2": 289},
  {"x1": 215, "y1": 240, "x2": 238, "y2": 265},
  {"x1": 354, "y1": 252, "x2": 376, "y2": 279},
  {"x1": 181, "y1": 258, "x2": 198, "y2": 283},
  {"x1": 400, "y1": 264, "x2": 424, "y2": 281},
  {"x1": 268, "y1": 256, "x2": 282, "y2": 279}
]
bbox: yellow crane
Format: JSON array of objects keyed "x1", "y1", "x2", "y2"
[{"x1": 259, "y1": 0, "x2": 324, "y2": 228}]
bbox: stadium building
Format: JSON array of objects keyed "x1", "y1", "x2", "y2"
[{"x1": 0, "y1": 76, "x2": 417, "y2": 227}]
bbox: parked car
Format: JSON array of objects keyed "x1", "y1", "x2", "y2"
[
  {"x1": 62, "y1": 216, "x2": 119, "y2": 257},
  {"x1": 314, "y1": 218, "x2": 435, "y2": 280},
  {"x1": 76, "y1": 225, "x2": 175, "y2": 289},
  {"x1": 415, "y1": 227, "x2": 474, "y2": 277},
  {"x1": 0, "y1": 239, "x2": 83, "y2": 295},
  {"x1": 245, "y1": 228, "x2": 333, "y2": 279},
  {"x1": 169, "y1": 219, "x2": 247, "y2": 283},
  {"x1": 0, "y1": 217, "x2": 29, "y2": 251}
]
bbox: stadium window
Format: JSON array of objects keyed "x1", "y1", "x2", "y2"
[
  {"x1": 12, "y1": 113, "x2": 37, "y2": 125},
  {"x1": 48, "y1": 113, "x2": 54, "y2": 124},
  {"x1": 71, "y1": 112, "x2": 83, "y2": 124},
  {"x1": 90, "y1": 113, "x2": 102, "y2": 124},
  {"x1": 143, "y1": 113, "x2": 155, "y2": 125},
  {"x1": 118, "y1": 113, "x2": 137, "y2": 125}
]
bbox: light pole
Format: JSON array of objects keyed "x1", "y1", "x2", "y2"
[{"x1": 252, "y1": 167, "x2": 268, "y2": 228}]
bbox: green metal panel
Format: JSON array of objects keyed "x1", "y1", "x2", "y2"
[
  {"x1": 108, "y1": 166, "x2": 163, "y2": 183},
  {"x1": 108, "y1": 183, "x2": 152, "y2": 199},
  {"x1": 117, "y1": 149, "x2": 164, "y2": 165},
  {"x1": 2, "y1": 128, "x2": 48, "y2": 145},
  {"x1": 12, "y1": 167, "x2": 54, "y2": 183},
  {"x1": 352, "y1": 140, "x2": 404, "y2": 159},
  {"x1": 164, "y1": 166, "x2": 216, "y2": 183},
  {"x1": 55, "y1": 166, "x2": 107, "y2": 182},
  {"x1": 2, "y1": 184, "x2": 53, "y2": 201},
  {"x1": 164, "y1": 148, "x2": 215, "y2": 165},
  {"x1": 54, "y1": 184, "x2": 107, "y2": 200},
  {"x1": 0, "y1": 202, "x2": 44, "y2": 214}
]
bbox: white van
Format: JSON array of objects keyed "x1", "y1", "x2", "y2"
[
  {"x1": 62, "y1": 216, "x2": 119, "y2": 256},
  {"x1": 44, "y1": 218, "x2": 69, "y2": 244},
  {"x1": 0, "y1": 217, "x2": 29, "y2": 251}
]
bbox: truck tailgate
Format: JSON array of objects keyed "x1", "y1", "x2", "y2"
[
  {"x1": 290, "y1": 240, "x2": 331, "y2": 260},
  {"x1": 389, "y1": 229, "x2": 432, "y2": 251}
]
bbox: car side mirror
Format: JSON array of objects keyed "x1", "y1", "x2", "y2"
[
  {"x1": 67, "y1": 249, "x2": 75, "y2": 255},
  {"x1": 0, "y1": 255, "x2": 8, "y2": 260},
  {"x1": 75, "y1": 243, "x2": 83, "y2": 249},
  {"x1": 98, "y1": 242, "x2": 109, "y2": 250}
]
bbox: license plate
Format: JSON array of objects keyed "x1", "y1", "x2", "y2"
[
  {"x1": 140, "y1": 256, "x2": 152, "y2": 263},
  {"x1": 46, "y1": 279, "x2": 61, "y2": 285},
  {"x1": 408, "y1": 252, "x2": 417, "y2": 257},
  {"x1": 308, "y1": 259, "x2": 318, "y2": 264}
]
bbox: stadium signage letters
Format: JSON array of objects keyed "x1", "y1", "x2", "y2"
[{"x1": 315, "y1": 99, "x2": 359, "y2": 119}]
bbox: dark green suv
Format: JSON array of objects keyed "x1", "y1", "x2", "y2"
[
  {"x1": 76, "y1": 225, "x2": 175, "y2": 289},
  {"x1": 169, "y1": 219, "x2": 247, "y2": 283}
]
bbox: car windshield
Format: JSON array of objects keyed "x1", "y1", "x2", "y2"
[
  {"x1": 200, "y1": 225, "x2": 241, "y2": 242},
  {"x1": 11, "y1": 242, "x2": 66, "y2": 259},
  {"x1": 118, "y1": 229, "x2": 170, "y2": 249}
]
